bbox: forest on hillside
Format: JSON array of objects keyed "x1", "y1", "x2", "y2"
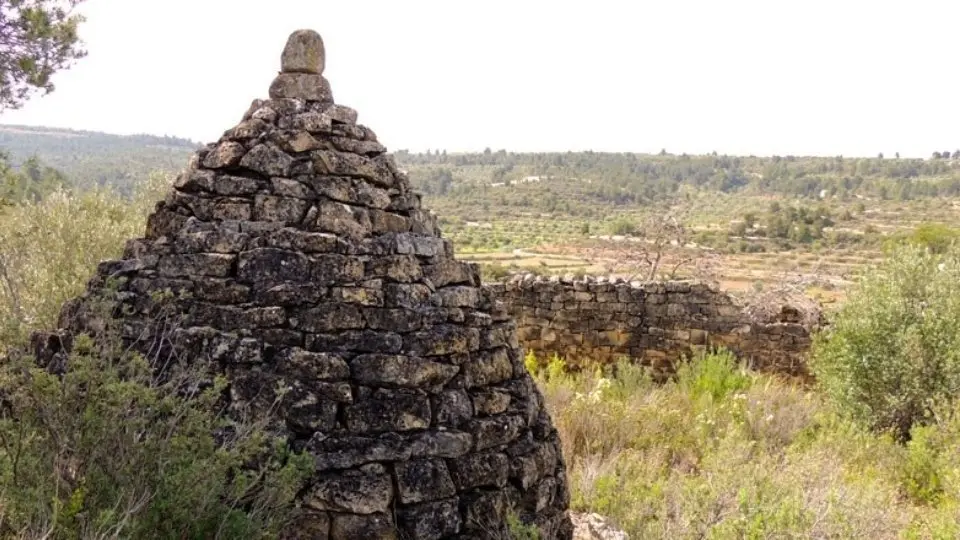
[
  {"x1": 0, "y1": 125, "x2": 199, "y2": 194},
  {"x1": 2, "y1": 123, "x2": 959, "y2": 211},
  {"x1": 397, "y1": 149, "x2": 960, "y2": 214}
]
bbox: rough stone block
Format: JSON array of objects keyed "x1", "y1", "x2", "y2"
[
  {"x1": 397, "y1": 498, "x2": 462, "y2": 539},
  {"x1": 329, "y1": 136, "x2": 385, "y2": 156},
  {"x1": 394, "y1": 459, "x2": 456, "y2": 504},
  {"x1": 210, "y1": 174, "x2": 263, "y2": 196},
  {"x1": 253, "y1": 282, "x2": 326, "y2": 306},
  {"x1": 462, "y1": 348, "x2": 514, "y2": 388},
  {"x1": 276, "y1": 348, "x2": 350, "y2": 380},
  {"x1": 193, "y1": 278, "x2": 250, "y2": 304},
  {"x1": 310, "y1": 254, "x2": 365, "y2": 284},
  {"x1": 223, "y1": 118, "x2": 270, "y2": 141},
  {"x1": 283, "y1": 389, "x2": 339, "y2": 433},
  {"x1": 368, "y1": 209, "x2": 411, "y2": 234},
  {"x1": 383, "y1": 283, "x2": 432, "y2": 309},
  {"x1": 433, "y1": 390, "x2": 473, "y2": 427},
  {"x1": 365, "y1": 255, "x2": 423, "y2": 283},
  {"x1": 237, "y1": 248, "x2": 310, "y2": 283},
  {"x1": 309, "y1": 433, "x2": 411, "y2": 471},
  {"x1": 175, "y1": 229, "x2": 250, "y2": 254},
  {"x1": 280, "y1": 511, "x2": 330, "y2": 540},
  {"x1": 157, "y1": 253, "x2": 235, "y2": 277},
  {"x1": 330, "y1": 513, "x2": 396, "y2": 540},
  {"x1": 472, "y1": 389, "x2": 511, "y2": 416},
  {"x1": 469, "y1": 414, "x2": 526, "y2": 450},
  {"x1": 269, "y1": 73, "x2": 333, "y2": 102},
  {"x1": 362, "y1": 308, "x2": 423, "y2": 332},
  {"x1": 307, "y1": 330, "x2": 403, "y2": 354},
  {"x1": 314, "y1": 200, "x2": 372, "y2": 240},
  {"x1": 451, "y1": 451, "x2": 509, "y2": 490},
  {"x1": 202, "y1": 141, "x2": 246, "y2": 168},
  {"x1": 404, "y1": 326, "x2": 480, "y2": 357},
  {"x1": 435, "y1": 286, "x2": 481, "y2": 308},
  {"x1": 349, "y1": 354, "x2": 458, "y2": 388},
  {"x1": 324, "y1": 104, "x2": 358, "y2": 124},
  {"x1": 306, "y1": 464, "x2": 393, "y2": 514},
  {"x1": 296, "y1": 304, "x2": 365, "y2": 332},
  {"x1": 312, "y1": 150, "x2": 394, "y2": 188},
  {"x1": 240, "y1": 143, "x2": 294, "y2": 178},
  {"x1": 254, "y1": 195, "x2": 310, "y2": 224},
  {"x1": 278, "y1": 111, "x2": 332, "y2": 132},
  {"x1": 344, "y1": 392, "x2": 430, "y2": 433},
  {"x1": 259, "y1": 228, "x2": 346, "y2": 253}
]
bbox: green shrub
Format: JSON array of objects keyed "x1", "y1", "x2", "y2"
[
  {"x1": 0, "y1": 292, "x2": 313, "y2": 538},
  {"x1": 0, "y1": 174, "x2": 169, "y2": 349},
  {"x1": 811, "y1": 244, "x2": 960, "y2": 439},
  {"x1": 886, "y1": 223, "x2": 960, "y2": 255},
  {"x1": 607, "y1": 218, "x2": 637, "y2": 236},
  {"x1": 481, "y1": 261, "x2": 512, "y2": 281},
  {"x1": 506, "y1": 511, "x2": 541, "y2": 539},
  {"x1": 675, "y1": 349, "x2": 751, "y2": 402},
  {"x1": 900, "y1": 424, "x2": 944, "y2": 505}
]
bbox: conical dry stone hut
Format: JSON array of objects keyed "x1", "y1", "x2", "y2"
[{"x1": 39, "y1": 30, "x2": 572, "y2": 539}]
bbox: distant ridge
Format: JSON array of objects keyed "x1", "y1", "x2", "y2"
[{"x1": 0, "y1": 123, "x2": 201, "y2": 193}]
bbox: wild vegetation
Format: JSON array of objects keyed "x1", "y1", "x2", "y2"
[
  {"x1": 1, "y1": 154, "x2": 960, "y2": 537},
  {"x1": 4, "y1": 5, "x2": 960, "y2": 536},
  {"x1": 535, "y1": 348, "x2": 960, "y2": 539},
  {"x1": 0, "y1": 176, "x2": 315, "y2": 539}
]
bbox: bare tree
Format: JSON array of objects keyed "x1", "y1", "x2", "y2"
[{"x1": 583, "y1": 206, "x2": 721, "y2": 284}]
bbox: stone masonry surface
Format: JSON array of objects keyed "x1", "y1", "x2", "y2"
[
  {"x1": 486, "y1": 274, "x2": 813, "y2": 378},
  {"x1": 32, "y1": 29, "x2": 572, "y2": 539}
]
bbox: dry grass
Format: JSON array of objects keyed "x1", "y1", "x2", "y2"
[{"x1": 533, "y1": 352, "x2": 960, "y2": 539}]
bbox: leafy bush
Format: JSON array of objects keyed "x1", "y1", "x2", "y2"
[
  {"x1": 886, "y1": 222, "x2": 960, "y2": 255},
  {"x1": 811, "y1": 244, "x2": 960, "y2": 439},
  {"x1": 0, "y1": 174, "x2": 169, "y2": 349},
  {"x1": 0, "y1": 293, "x2": 313, "y2": 539},
  {"x1": 607, "y1": 218, "x2": 637, "y2": 236},
  {"x1": 675, "y1": 348, "x2": 750, "y2": 402},
  {"x1": 900, "y1": 424, "x2": 944, "y2": 505}
]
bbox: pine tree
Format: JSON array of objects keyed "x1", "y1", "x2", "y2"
[{"x1": 0, "y1": 0, "x2": 88, "y2": 110}]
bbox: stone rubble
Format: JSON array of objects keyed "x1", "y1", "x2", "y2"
[
  {"x1": 39, "y1": 29, "x2": 572, "y2": 540},
  {"x1": 570, "y1": 512, "x2": 629, "y2": 540}
]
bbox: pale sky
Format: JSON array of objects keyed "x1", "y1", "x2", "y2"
[{"x1": 2, "y1": 0, "x2": 958, "y2": 158}]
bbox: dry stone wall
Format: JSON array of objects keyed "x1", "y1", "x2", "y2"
[
  {"x1": 32, "y1": 30, "x2": 572, "y2": 540},
  {"x1": 486, "y1": 275, "x2": 812, "y2": 377}
]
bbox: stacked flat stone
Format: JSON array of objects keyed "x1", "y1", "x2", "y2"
[
  {"x1": 46, "y1": 29, "x2": 572, "y2": 540},
  {"x1": 487, "y1": 274, "x2": 812, "y2": 377}
]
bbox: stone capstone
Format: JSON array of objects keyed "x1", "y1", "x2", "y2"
[
  {"x1": 282, "y1": 29, "x2": 325, "y2": 74},
  {"x1": 43, "y1": 29, "x2": 572, "y2": 540}
]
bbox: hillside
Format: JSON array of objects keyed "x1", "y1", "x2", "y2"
[
  {"x1": 0, "y1": 124, "x2": 200, "y2": 193},
  {"x1": 5, "y1": 123, "x2": 960, "y2": 293}
]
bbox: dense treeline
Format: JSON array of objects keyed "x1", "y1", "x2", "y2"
[
  {"x1": 2, "y1": 123, "x2": 959, "y2": 214},
  {"x1": 398, "y1": 150, "x2": 960, "y2": 213}
]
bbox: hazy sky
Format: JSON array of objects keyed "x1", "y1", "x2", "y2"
[{"x1": 2, "y1": 0, "x2": 958, "y2": 157}]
